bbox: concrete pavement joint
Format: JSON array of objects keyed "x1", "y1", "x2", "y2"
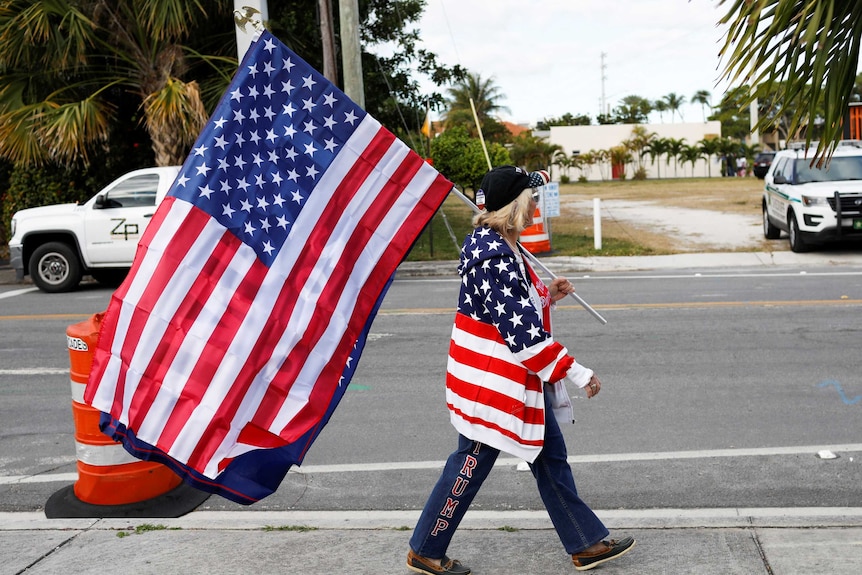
[
  {"x1": 749, "y1": 516, "x2": 775, "y2": 575},
  {"x1": 4, "y1": 509, "x2": 862, "y2": 532}
]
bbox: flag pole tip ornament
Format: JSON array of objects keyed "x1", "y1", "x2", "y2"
[
  {"x1": 83, "y1": 30, "x2": 453, "y2": 505},
  {"x1": 234, "y1": 6, "x2": 264, "y2": 33}
]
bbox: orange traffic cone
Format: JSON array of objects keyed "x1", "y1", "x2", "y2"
[
  {"x1": 520, "y1": 206, "x2": 551, "y2": 254},
  {"x1": 45, "y1": 313, "x2": 209, "y2": 518}
]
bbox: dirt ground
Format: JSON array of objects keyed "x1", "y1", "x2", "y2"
[{"x1": 556, "y1": 177, "x2": 777, "y2": 253}]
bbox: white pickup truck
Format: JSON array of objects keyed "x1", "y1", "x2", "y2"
[{"x1": 8, "y1": 166, "x2": 180, "y2": 292}]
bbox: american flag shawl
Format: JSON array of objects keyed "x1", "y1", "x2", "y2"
[
  {"x1": 446, "y1": 226, "x2": 577, "y2": 462},
  {"x1": 84, "y1": 30, "x2": 453, "y2": 504}
]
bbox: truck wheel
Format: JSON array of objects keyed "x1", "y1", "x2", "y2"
[
  {"x1": 788, "y1": 214, "x2": 810, "y2": 253},
  {"x1": 29, "y1": 242, "x2": 82, "y2": 292},
  {"x1": 762, "y1": 202, "x2": 781, "y2": 239}
]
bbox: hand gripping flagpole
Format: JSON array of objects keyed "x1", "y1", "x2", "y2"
[{"x1": 449, "y1": 186, "x2": 608, "y2": 325}]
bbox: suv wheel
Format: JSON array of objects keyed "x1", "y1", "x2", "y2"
[
  {"x1": 788, "y1": 213, "x2": 810, "y2": 253},
  {"x1": 762, "y1": 202, "x2": 781, "y2": 239},
  {"x1": 29, "y1": 241, "x2": 82, "y2": 292}
]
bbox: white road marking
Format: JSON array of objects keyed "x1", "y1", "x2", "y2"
[
  {"x1": 0, "y1": 368, "x2": 68, "y2": 375},
  {"x1": 4, "y1": 444, "x2": 860, "y2": 484},
  {"x1": 0, "y1": 287, "x2": 38, "y2": 300}
]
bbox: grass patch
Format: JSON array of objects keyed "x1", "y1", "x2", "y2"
[
  {"x1": 262, "y1": 525, "x2": 318, "y2": 532},
  {"x1": 407, "y1": 177, "x2": 763, "y2": 259},
  {"x1": 116, "y1": 523, "x2": 175, "y2": 538},
  {"x1": 498, "y1": 525, "x2": 519, "y2": 532}
]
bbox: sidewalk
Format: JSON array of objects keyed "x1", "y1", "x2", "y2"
[
  {"x1": 5, "y1": 250, "x2": 862, "y2": 287},
  {"x1": 395, "y1": 249, "x2": 862, "y2": 277},
  {"x1": 3, "y1": 508, "x2": 862, "y2": 574}
]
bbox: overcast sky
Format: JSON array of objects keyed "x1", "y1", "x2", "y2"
[{"x1": 415, "y1": 0, "x2": 738, "y2": 125}]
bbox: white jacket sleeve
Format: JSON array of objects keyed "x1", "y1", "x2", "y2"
[{"x1": 565, "y1": 361, "x2": 594, "y2": 388}]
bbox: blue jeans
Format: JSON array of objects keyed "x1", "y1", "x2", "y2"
[{"x1": 409, "y1": 393, "x2": 609, "y2": 557}]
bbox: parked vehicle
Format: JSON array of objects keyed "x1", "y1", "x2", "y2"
[
  {"x1": 8, "y1": 167, "x2": 180, "y2": 292},
  {"x1": 762, "y1": 148, "x2": 862, "y2": 252},
  {"x1": 752, "y1": 151, "x2": 775, "y2": 179}
]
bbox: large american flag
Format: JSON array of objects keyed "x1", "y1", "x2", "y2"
[{"x1": 84, "y1": 31, "x2": 452, "y2": 504}]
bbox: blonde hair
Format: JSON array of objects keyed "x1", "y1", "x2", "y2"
[{"x1": 473, "y1": 188, "x2": 533, "y2": 235}]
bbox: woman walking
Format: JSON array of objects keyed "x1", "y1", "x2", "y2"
[{"x1": 407, "y1": 166, "x2": 635, "y2": 574}]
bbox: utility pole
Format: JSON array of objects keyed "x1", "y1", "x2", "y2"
[
  {"x1": 600, "y1": 52, "x2": 607, "y2": 119},
  {"x1": 234, "y1": 0, "x2": 268, "y2": 60},
  {"x1": 339, "y1": 0, "x2": 365, "y2": 108}
]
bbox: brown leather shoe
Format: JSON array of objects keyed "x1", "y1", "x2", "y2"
[
  {"x1": 407, "y1": 549, "x2": 471, "y2": 575},
  {"x1": 571, "y1": 537, "x2": 635, "y2": 571}
]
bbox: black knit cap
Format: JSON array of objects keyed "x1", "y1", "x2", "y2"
[{"x1": 478, "y1": 165, "x2": 549, "y2": 211}]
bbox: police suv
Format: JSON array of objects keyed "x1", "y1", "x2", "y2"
[
  {"x1": 8, "y1": 166, "x2": 180, "y2": 292},
  {"x1": 762, "y1": 144, "x2": 862, "y2": 252}
]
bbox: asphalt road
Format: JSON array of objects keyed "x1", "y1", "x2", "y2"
[{"x1": 1, "y1": 266, "x2": 861, "y2": 514}]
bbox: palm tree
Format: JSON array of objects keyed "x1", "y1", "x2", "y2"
[
  {"x1": 0, "y1": 0, "x2": 235, "y2": 167},
  {"x1": 552, "y1": 150, "x2": 571, "y2": 182},
  {"x1": 644, "y1": 137, "x2": 671, "y2": 178},
  {"x1": 652, "y1": 99, "x2": 669, "y2": 123},
  {"x1": 443, "y1": 72, "x2": 510, "y2": 140},
  {"x1": 691, "y1": 90, "x2": 712, "y2": 122},
  {"x1": 663, "y1": 93, "x2": 686, "y2": 123},
  {"x1": 577, "y1": 151, "x2": 596, "y2": 181},
  {"x1": 615, "y1": 95, "x2": 652, "y2": 124},
  {"x1": 665, "y1": 137, "x2": 687, "y2": 177},
  {"x1": 623, "y1": 125, "x2": 656, "y2": 173},
  {"x1": 698, "y1": 137, "x2": 722, "y2": 178},
  {"x1": 718, "y1": 0, "x2": 862, "y2": 158},
  {"x1": 679, "y1": 144, "x2": 704, "y2": 177},
  {"x1": 508, "y1": 132, "x2": 561, "y2": 172}
]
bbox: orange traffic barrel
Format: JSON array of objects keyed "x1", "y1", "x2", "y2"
[
  {"x1": 520, "y1": 206, "x2": 552, "y2": 254},
  {"x1": 45, "y1": 313, "x2": 208, "y2": 518}
]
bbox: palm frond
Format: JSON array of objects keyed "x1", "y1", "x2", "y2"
[{"x1": 718, "y1": 0, "x2": 862, "y2": 158}]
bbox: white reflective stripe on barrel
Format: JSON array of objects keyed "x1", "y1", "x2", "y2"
[
  {"x1": 70, "y1": 379, "x2": 86, "y2": 404},
  {"x1": 75, "y1": 441, "x2": 140, "y2": 466}
]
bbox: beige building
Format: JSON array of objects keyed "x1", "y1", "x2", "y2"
[{"x1": 549, "y1": 121, "x2": 723, "y2": 181}]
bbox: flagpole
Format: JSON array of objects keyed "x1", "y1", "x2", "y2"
[{"x1": 449, "y1": 186, "x2": 608, "y2": 325}]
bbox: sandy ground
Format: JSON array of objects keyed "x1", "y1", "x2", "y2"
[{"x1": 563, "y1": 198, "x2": 774, "y2": 252}]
